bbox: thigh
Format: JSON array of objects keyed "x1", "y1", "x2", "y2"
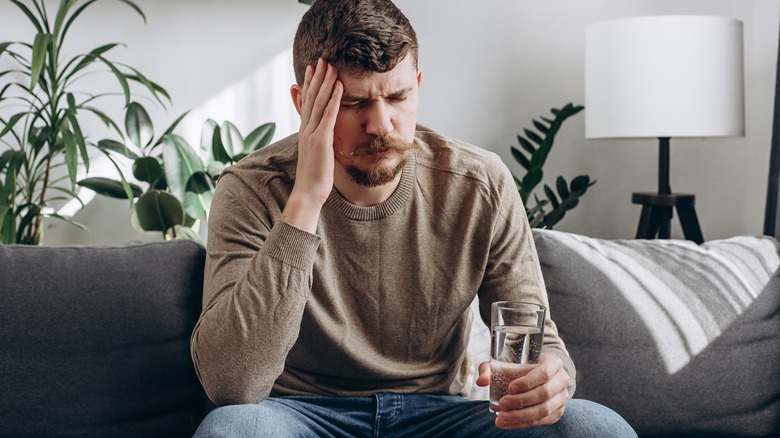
[
  {"x1": 391, "y1": 396, "x2": 636, "y2": 438},
  {"x1": 193, "y1": 396, "x2": 374, "y2": 438}
]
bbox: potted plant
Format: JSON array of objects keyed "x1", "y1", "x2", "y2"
[
  {"x1": 511, "y1": 103, "x2": 596, "y2": 228},
  {"x1": 79, "y1": 103, "x2": 275, "y2": 242},
  {"x1": 0, "y1": 0, "x2": 170, "y2": 244}
]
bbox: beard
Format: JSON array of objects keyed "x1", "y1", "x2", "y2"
[{"x1": 342, "y1": 137, "x2": 418, "y2": 188}]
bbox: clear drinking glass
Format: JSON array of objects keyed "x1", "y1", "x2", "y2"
[{"x1": 489, "y1": 301, "x2": 546, "y2": 413}]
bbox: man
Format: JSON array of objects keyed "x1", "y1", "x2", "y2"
[{"x1": 192, "y1": 0, "x2": 636, "y2": 436}]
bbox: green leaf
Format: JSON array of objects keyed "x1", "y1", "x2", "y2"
[
  {"x1": 63, "y1": 130, "x2": 78, "y2": 187},
  {"x1": 0, "y1": 112, "x2": 27, "y2": 137},
  {"x1": 200, "y1": 119, "x2": 218, "y2": 158},
  {"x1": 162, "y1": 134, "x2": 213, "y2": 220},
  {"x1": 161, "y1": 133, "x2": 204, "y2": 200},
  {"x1": 173, "y1": 224, "x2": 203, "y2": 243},
  {"x1": 125, "y1": 69, "x2": 171, "y2": 106},
  {"x1": 516, "y1": 135, "x2": 535, "y2": 154},
  {"x1": 524, "y1": 128, "x2": 544, "y2": 146},
  {"x1": 183, "y1": 172, "x2": 214, "y2": 220},
  {"x1": 133, "y1": 156, "x2": 163, "y2": 183},
  {"x1": 556, "y1": 176, "x2": 569, "y2": 199},
  {"x1": 29, "y1": 33, "x2": 51, "y2": 91},
  {"x1": 59, "y1": 0, "x2": 99, "y2": 47},
  {"x1": 207, "y1": 161, "x2": 227, "y2": 179},
  {"x1": 510, "y1": 146, "x2": 530, "y2": 171},
  {"x1": 544, "y1": 184, "x2": 560, "y2": 209},
  {"x1": 99, "y1": 56, "x2": 131, "y2": 105},
  {"x1": 0, "y1": 42, "x2": 14, "y2": 59},
  {"x1": 132, "y1": 189, "x2": 184, "y2": 232},
  {"x1": 570, "y1": 175, "x2": 593, "y2": 193},
  {"x1": 244, "y1": 122, "x2": 275, "y2": 153},
  {"x1": 185, "y1": 171, "x2": 213, "y2": 194},
  {"x1": 211, "y1": 125, "x2": 230, "y2": 163},
  {"x1": 10, "y1": 1, "x2": 43, "y2": 34},
  {"x1": 16, "y1": 204, "x2": 41, "y2": 244},
  {"x1": 125, "y1": 101, "x2": 154, "y2": 149},
  {"x1": 52, "y1": 0, "x2": 73, "y2": 39},
  {"x1": 151, "y1": 110, "x2": 191, "y2": 150},
  {"x1": 83, "y1": 105, "x2": 124, "y2": 139},
  {"x1": 2, "y1": 150, "x2": 24, "y2": 189},
  {"x1": 220, "y1": 121, "x2": 244, "y2": 161},
  {"x1": 98, "y1": 139, "x2": 138, "y2": 160},
  {"x1": 532, "y1": 119, "x2": 549, "y2": 134},
  {"x1": 116, "y1": 0, "x2": 147, "y2": 23},
  {"x1": 46, "y1": 213, "x2": 91, "y2": 236},
  {"x1": 78, "y1": 177, "x2": 143, "y2": 199},
  {"x1": 0, "y1": 206, "x2": 16, "y2": 244},
  {"x1": 66, "y1": 93, "x2": 89, "y2": 172},
  {"x1": 99, "y1": 150, "x2": 138, "y2": 205},
  {"x1": 66, "y1": 43, "x2": 119, "y2": 81}
]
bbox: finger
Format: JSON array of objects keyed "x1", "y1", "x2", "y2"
[
  {"x1": 508, "y1": 354, "x2": 562, "y2": 394},
  {"x1": 320, "y1": 79, "x2": 342, "y2": 127},
  {"x1": 301, "y1": 58, "x2": 329, "y2": 126},
  {"x1": 475, "y1": 361, "x2": 491, "y2": 387},
  {"x1": 495, "y1": 390, "x2": 568, "y2": 429},
  {"x1": 305, "y1": 61, "x2": 339, "y2": 130},
  {"x1": 500, "y1": 375, "x2": 569, "y2": 412},
  {"x1": 299, "y1": 62, "x2": 316, "y2": 124},
  {"x1": 495, "y1": 404, "x2": 566, "y2": 430}
]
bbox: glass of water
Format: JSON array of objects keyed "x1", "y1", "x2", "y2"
[{"x1": 489, "y1": 301, "x2": 546, "y2": 413}]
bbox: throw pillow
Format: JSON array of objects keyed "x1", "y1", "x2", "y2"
[{"x1": 532, "y1": 229, "x2": 780, "y2": 437}]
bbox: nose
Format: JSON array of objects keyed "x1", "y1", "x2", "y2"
[{"x1": 364, "y1": 101, "x2": 393, "y2": 138}]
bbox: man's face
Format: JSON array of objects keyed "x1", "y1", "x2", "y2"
[{"x1": 333, "y1": 55, "x2": 422, "y2": 187}]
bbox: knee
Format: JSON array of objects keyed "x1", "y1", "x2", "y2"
[
  {"x1": 555, "y1": 399, "x2": 637, "y2": 438},
  {"x1": 193, "y1": 404, "x2": 285, "y2": 438}
]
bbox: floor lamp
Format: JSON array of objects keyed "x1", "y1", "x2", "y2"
[{"x1": 585, "y1": 15, "x2": 745, "y2": 244}]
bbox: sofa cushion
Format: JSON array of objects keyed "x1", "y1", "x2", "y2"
[
  {"x1": 0, "y1": 241, "x2": 207, "y2": 438},
  {"x1": 532, "y1": 229, "x2": 780, "y2": 437}
]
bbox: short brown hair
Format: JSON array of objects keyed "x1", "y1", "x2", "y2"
[{"x1": 293, "y1": 0, "x2": 419, "y2": 84}]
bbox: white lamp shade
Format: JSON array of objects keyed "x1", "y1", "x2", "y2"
[{"x1": 585, "y1": 15, "x2": 745, "y2": 139}]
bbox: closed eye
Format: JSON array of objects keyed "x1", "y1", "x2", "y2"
[{"x1": 340, "y1": 98, "x2": 367, "y2": 109}]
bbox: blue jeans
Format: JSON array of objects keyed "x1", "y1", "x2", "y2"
[{"x1": 193, "y1": 394, "x2": 637, "y2": 437}]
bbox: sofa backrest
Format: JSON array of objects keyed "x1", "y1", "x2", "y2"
[{"x1": 0, "y1": 241, "x2": 207, "y2": 438}]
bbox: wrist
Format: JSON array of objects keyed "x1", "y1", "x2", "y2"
[{"x1": 281, "y1": 190, "x2": 327, "y2": 234}]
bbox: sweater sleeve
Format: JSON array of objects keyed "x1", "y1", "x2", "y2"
[
  {"x1": 476, "y1": 163, "x2": 577, "y2": 397},
  {"x1": 190, "y1": 174, "x2": 321, "y2": 406}
]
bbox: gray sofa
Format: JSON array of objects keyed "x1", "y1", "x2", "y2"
[
  {"x1": 0, "y1": 241, "x2": 208, "y2": 438},
  {"x1": 2, "y1": 230, "x2": 778, "y2": 437}
]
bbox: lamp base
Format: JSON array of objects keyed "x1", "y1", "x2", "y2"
[{"x1": 632, "y1": 192, "x2": 704, "y2": 244}]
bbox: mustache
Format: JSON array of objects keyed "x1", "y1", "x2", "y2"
[{"x1": 340, "y1": 137, "x2": 418, "y2": 157}]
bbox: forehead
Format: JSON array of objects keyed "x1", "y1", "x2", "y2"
[{"x1": 337, "y1": 56, "x2": 418, "y2": 96}]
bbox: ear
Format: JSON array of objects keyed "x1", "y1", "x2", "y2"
[
  {"x1": 416, "y1": 69, "x2": 422, "y2": 88},
  {"x1": 290, "y1": 84, "x2": 303, "y2": 116}
]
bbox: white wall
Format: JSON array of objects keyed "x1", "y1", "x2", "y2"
[{"x1": 1, "y1": 0, "x2": 777, "y2": 244}]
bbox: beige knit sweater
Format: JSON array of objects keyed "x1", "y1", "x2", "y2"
[{"x1": 191, "y1": 125, "x2": 575, "y2": 406}]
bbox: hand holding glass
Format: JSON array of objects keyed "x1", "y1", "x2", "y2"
[{"x1": 489, "y1": 301, "x2": 546, "y2": 413}]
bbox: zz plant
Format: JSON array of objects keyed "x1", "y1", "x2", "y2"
[
  {"x1": 511, "y1": 103, "x2": 596, "y2": 229},
  {"x1": 0, "y1": 0, "x2": 169, "y2": 244}
]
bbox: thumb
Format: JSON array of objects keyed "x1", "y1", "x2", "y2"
[{"x1": 475, "y1": 361, "x2": 491, "y2": 387}]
